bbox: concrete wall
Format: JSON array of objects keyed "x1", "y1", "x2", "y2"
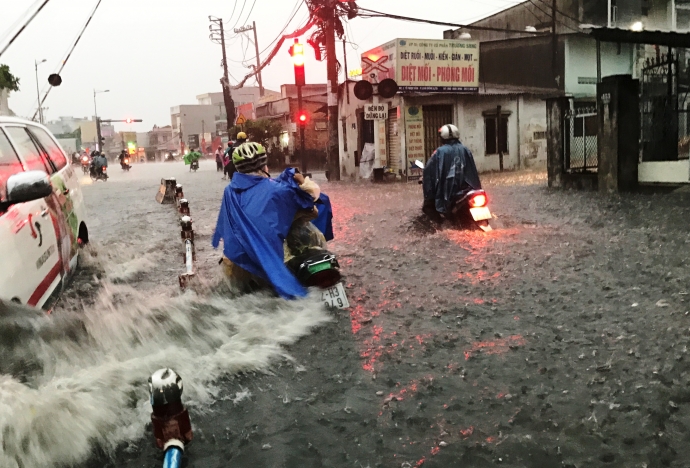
[
  {"x1": 639, "y1": 160, "x2": 690, "y2": 183},
  {"x1": 56, "y1": 138, "x2": 77, "y2": 154},
  {"x1": 565, "y1": 36, "x2": 634, "y2": 97},
  {"x1": 338, "y1": 87, "x2": 547, "y2": 178},
  {"x1": 457, "y1": 94, "x2": 547, "y2": 172},
  {"x1": 170, "y1": 105, "x2": 218, "y2": 143}
]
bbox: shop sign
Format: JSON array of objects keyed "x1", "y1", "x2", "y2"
[
  {"x1": 405, "y1": 105, "x2": 425, "y2": 180},
  {"x1": 362, "y1": 38, "x2": 479, "y2": 93}
]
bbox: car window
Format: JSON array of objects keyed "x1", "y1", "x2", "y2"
[
  {"x1": 28, "y1": 126, "x2": 67, "y2": 170},
  {"x1": 0, "y1": 129, "x2": 24, "y2": 204},
  {"x1": 4, "y1": 126, "x2": 51, "y2": 173}
]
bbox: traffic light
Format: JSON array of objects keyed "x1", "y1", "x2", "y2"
[
  {"x1": 125, "y1": 118, "x2": 133, "y2": 124},
  {"x1": 289, "y1": 39, "x2": 305, "y2": 86},
  {"x1": 296, "y1": 110, "x2": 309, "y2": 126}
]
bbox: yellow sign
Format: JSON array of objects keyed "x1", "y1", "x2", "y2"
[
  {"x1": 405, "y1": 105, "x2": 425, "y2": 178},
  {"x1": 236, "y1": 114, "x2": 247, "y2": 125},
  {"x1": 362, "y1": 38, "x2": 479, "y2": 92},
  {"x1": 348, "y1": 68, "x2": 362, "y2": 78}
]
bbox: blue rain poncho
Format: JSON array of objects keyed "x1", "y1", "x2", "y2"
[
  {"x1": 422, "y1": 139, "x2": 482, "y2": 214},
  {"x1": 212, "y1": 168, "x2": 330, "y2": 299}
]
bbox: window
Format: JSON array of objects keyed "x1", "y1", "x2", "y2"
[
  {"x1": 4, "y1": 127, "x2": 50, "y2": 173},
  {"x1": 0, "y1": 129, "x2": 24, "y2": 203},
  {"x1": 484, "y1": 116, "x2": 508, "y2": 155},
  {"x1": 28, "y1": 126, "x2": 67, "y2": 170}
]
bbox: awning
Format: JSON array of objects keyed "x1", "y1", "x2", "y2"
[{"x1": 584, "y1": 26, "x2": 690, "y2": 48}]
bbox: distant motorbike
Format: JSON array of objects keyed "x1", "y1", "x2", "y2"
[
  {"x1": 414, "y1": 160, "x2": 492, "y2": 232},
  {"x1": 81, "y1": 155, "x2": 90, "y2": 174},
  {"x1": 120, "y1": 157, "x2": 132, "y2": 171},
  {"x1": 90, "y1": 165, "x2": 108, "y2": 182},
  {"x1": 190, "y1": 160, "x2": 199, "y2": 172}
]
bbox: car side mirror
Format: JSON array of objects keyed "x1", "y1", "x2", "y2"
[{"x1": 6, "y1": 171, "x2": 53, "y2": 205}]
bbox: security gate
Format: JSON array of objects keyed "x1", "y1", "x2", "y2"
[
  {"x1": 564, "y1": 102, "x2": 598, "y2": 172},
  {"x1": 423, "y1": 105, "x2": 453, "y2": 162},
  {"x1": 640, "y1": 50, "x2": 690, "y2": 161},
  {"x1": 387, "y1": 109, "x2": 401, "y2": 174}
]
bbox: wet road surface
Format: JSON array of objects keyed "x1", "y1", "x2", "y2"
[{"x1": 2, "y1": 160, "x2": 690, "y2": 468}]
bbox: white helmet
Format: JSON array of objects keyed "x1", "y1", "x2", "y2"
[{"x1": 439, "y1": 124, "x2": 460, "y2": 140}]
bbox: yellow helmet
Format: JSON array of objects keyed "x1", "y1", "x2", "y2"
[{"x1": 236, "y1": 131, "x2": 247, "y2": 140}]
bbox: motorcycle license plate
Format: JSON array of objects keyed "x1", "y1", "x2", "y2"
[
  {"x1": 322, "y1": 282, "x2": 350, "y2": 309},
  {"x1": 470, "y1": 207, "x2": 492, "y2": 221}
]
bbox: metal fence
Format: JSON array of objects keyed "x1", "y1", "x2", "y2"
[{"x1": 564, "y1": 105, "x2": 598, "y2": 172}]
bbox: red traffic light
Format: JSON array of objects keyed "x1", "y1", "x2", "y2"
[
  {"x1": 125, "y1": 118, "x2": 133, "y2": 124},
  {"x1": 296, "y1": 110, "x2": 309, "y2": 125}
]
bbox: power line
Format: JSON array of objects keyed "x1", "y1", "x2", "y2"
[
  {"x1": 526, "y1": 0, "x2": 579, "y2": 32},
  {"x1": 240, "y1": 0, "x2": 258, "y2": 28},
  {"x1": 32, "y1": 0, "x2": 104, "y2": 120},
  {"x1": 356, "y1": 7, "x2": 549, "y2": 35},
  {"x1": 0, "y1": 0, "x2": 53, "y2": 58},
  {"x1": 230, "y1": 0, "x2": 248, "y2": 31},
  {"x1": 533, "y1": 0, "x2": 581, "y2": 24}
]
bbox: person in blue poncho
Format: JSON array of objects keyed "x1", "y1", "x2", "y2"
[{"x1": 212, "y1": 142, "x2": 333, "y2": 299}]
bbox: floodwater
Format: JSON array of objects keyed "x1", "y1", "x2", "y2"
[
  {"x1": 0, "y1": 161, "x2": 329, "y2": 468},
  {"x1": 2, "y1": 160, "x2": 690, "y2": 468}
]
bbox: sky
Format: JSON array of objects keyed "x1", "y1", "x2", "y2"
[{"x1": 0, "y1": 0, "x2": 523, "y2": 133}]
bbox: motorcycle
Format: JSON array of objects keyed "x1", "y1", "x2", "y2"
[
  {"x1": 284, "y1": 220, "x2": 348, "y2": 308},
  {"x1": 90, "y1": 165, "x2": 108, "y2": 182},
  {"x1": 81, "y1": 155, "x2": 90, "y2": 174},
  {"x1": 414, "y1": 160, "x2": 492, "y2": 232},
  {"x1": 190, "y1": 160, "x2": 199, "y2": 172},
  {"x1": 121, "y1": 157, "x2": 132, "y2": 171}
]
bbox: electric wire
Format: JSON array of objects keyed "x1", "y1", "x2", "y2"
[
  {"x1": 32, "y1": 0, "x2": 104, "y2": 120},
  {"x1": 533, "y1": 0, "x2": 582, "y2": 24},
  {"x1": 0, "y1": 0, "x2": 53, "y2": 58},
  {"x1": 526, "y1": 0, "x2": 579, "y2": 32},
  {"x1": 356, "y1": 7, "x2": 549, "y2": 35},
  {"x1": 240, "y1": 0, "x2": 258, "y2": 30},
  {"x1": 230, "y1": 0, "x2": 248, "y2": 31}
]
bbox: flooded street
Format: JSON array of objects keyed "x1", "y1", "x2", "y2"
[{"x1": 2, "y1": 161, "x2": 690, "y2": 468}]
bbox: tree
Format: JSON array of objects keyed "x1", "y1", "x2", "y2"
[
  {"x1": 230, "y1": 119, "x2": 283, "y2": 147},
  {"x1": 0, "y1": 64, "x2": 20, "y2": 92}
]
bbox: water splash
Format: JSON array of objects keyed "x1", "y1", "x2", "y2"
[{"x1": 0, "y1": 249, "x2": 329, "y2": 468}]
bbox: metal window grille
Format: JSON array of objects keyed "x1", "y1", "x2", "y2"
[{"x1": 564, "y1": 105, "x2": 598, "y2": 172}]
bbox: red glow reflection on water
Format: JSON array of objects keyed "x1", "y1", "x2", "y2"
[
  {"x1": 460, "y1": 426, "x2": 474, "y2": 439},
  {"x1": 463, "y1": 335, "x2": 526, "y2": 360}
]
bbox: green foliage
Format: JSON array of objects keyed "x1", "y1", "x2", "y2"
[
  {"x1": 230, "y1": 119, "x2": 283, "y2": 147},
  {"x1": 0, "y1": 64, "x2": 20, "y2": 92}
]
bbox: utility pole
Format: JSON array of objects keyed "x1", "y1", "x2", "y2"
[
  {"x1": 551, "y1": 0, "x2": 558, "y2": 85},
  {"x1": 325, "y1": 0, "x2": 340, "y2": 181},
  {"x1": 252, "y1": 22, "x2": 264, "y2": 97},
  {"x1": 210, "y1": 17, "x2": 236, "y2": 138},
  {"x1": 34, "y1": 59, "x2": 46, "y2": 124},
  {"x1": 342, "y1": 39, "x2": 349, "y2": 104},
  {"x1": 235, "y1": 22, "x2": 265, "y2": 97}
]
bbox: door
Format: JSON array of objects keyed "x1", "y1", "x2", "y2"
[
  {"x1": 422, "y1": 104, "x2": 454, "y2": 162},
  {"x1": 27, "y1": 124, "x2": 84, "y2": 271},
  {"x1": 387, "y1": 108, "x2": 401, "y2": 175},
  {"x1": 0, "y1": 127, "x2": 61, "y2": 308}
]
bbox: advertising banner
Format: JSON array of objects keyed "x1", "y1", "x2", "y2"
[
  {"x1": 405, "y1": 105, "x2": 425, "y2": 180},
  {"x1": 361, "y1": 38, "x2": 479, "y2": 93}
]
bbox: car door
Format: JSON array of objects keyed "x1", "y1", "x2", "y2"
[
  {"x1": 26, "y1": 124, "x2": 84, "y2": 272},
  {"x1": 0, "y1": 127, "x2": 61, "y2": 308}
]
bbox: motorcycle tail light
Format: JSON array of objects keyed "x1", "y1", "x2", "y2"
[
  {"x1": 469, "y1": 193, "x2": 487, "y2": 208},
  {"x1": 102, "y1": 167, "x2": 107, "y2": 172}
]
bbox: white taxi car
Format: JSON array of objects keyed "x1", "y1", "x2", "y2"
[{"x1": 0, "y1": 117, "x2": 89, "y2": 309}]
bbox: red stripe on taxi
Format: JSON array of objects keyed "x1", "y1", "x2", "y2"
[{"x1": 28, "y1": 261, "x2": 61, "y2": 307}]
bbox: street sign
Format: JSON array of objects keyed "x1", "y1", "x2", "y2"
[
  {"x1": 236, "y1": 114, "x2": 247, "y2": 125},
  {"x1": 364, "y1": 104, "x2": 388, "y2": 120},
  {"x1": 188, "y1": 134, "x2": 199, "y2": 147}
]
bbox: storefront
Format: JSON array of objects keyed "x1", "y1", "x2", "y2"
[{"x1": 338, "y1": 37, "x2": 548, "y2": 180}]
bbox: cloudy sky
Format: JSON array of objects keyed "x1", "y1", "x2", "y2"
[{"x1": 0, "y1": 0, "x2": 522, "y2": 132}]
